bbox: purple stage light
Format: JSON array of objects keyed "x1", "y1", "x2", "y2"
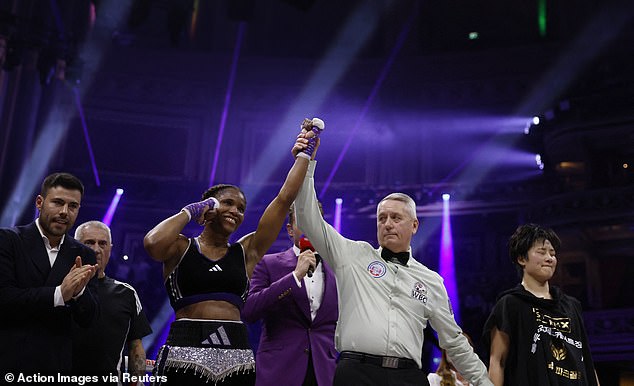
[
  {"x1": 145, "y1": 302, "x2": 176, "y2": 363},
  {"x1": 102, "y1": 188, "x2": 124, "y2": 227},
  {"x1": 535, "y1": 154, "x2": 545, "y2": 170},
  {"x1": 334, "y1": 198, "x2": 343, "y2": 233},
  {"x1": 209, "y1": 22, "x2": 246, "y2": 186},
  {"x1": 439, "y1": 194, "x2": 460, "y2": 324},
  {"x1": 74, "y1": 87, "x2": 101, "y2": 186},
  {"x1": 319, "y1": 9, "x2": 416, "y2": 197},
  {"x1": 243, "y1": 1, "x2": 388, "y2": 204}
]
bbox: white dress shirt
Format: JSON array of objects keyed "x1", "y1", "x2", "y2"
[
  {"x1": 291, "y1": 245, "x2": 325, "y2": 321},
  {"x1": 35, "y1": 219, "x2": 86, "y2": 306}
]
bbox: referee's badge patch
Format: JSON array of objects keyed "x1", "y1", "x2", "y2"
[
  {"x1": 367, "y1": 261, "x2": 387, "y2": 278},
  {"x1": 411, "y1": 281, "x2": 428, "y2": 304}
]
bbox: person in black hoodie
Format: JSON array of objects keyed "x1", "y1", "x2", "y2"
[{"x1": 484, "y1": 224, "x2": 600, "y2": 386}]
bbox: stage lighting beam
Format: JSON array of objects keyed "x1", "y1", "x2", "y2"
[
  {"x1": 439, "y1": 194, "x2": 460, "y2": 323},
  {"x1": 209, "y1": 22, "x2": 246, "y2": 186},
  {"x1": 319, "y1": 5, "x2": 416, "y2": 197},
  {"x1": 74, "y1": 87, "x2": 101, "y2": 186},
  {"x1": 101, "y1": 188, "x2": 124, "y2": 227},
  {"x1": 410, "y1": 2, "x2": 633, "y2": 250},
  {"x1": 0, "y1": 1, "x2": 134, "y2": 226},
  {"x1": 334, "y1": 197, "x2": 343, "y2": 233},
  {"x1": 243, "y1": 1, "x2": 387, "y2": 203}
]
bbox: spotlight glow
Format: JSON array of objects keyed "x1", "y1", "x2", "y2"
[
  {"x1": 532, "y1": 116, "x2": 540, "y2": 125},
  {"x1": 1, "y1": 0, "x2": 135, "y2": 226},
  {"x1": 538, "y1": 0, "x2": 547, "y2": 37},
  {"x1": 442, "y1": 193, "x2": 450, "y2": 201},
  {"x1": 319, "y1": 5, "x2": 416, "y2": 197},
  {"x1": 102, "y1": 188, "x2": 124, "y2": 227},
  {"x1": 440, "y1": 195, "x2": 459, "y2": 323},
  {"x1": 535, "y1": 154, "x2": 544, "y2": 170},
  {"x1": 245, "y1": 1, "x2": 386, "y2": 202},
  {"x1": 209, "y1": 22, "x2": 246, "y2": 186},
  {"x1": 145, "y1": 302, "x2": 176, "y2": 364},
  {"x1": 334, "y1": 198, "x2": 343, "y2": 233},
  {"x1": 74, "y1": 87, "x2": 101, "y2": 186}
]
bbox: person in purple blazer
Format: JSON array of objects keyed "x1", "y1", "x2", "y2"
[{"x1": 243, "y1": 202, "x2": 339, "y2": 386}]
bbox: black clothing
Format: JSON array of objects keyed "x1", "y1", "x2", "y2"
[
  {"x1": 333, "y1": 358, "x2": 429, "y2": 386},
  {"x1": 380, "y1": 248, "x2": 410, "y2": 266},
  {"x1": 73, "y1": 275, "x2": 152, "y2": 380},
  {"x1": 0, "y1": 222, "x2": 98, "y2": 374},
  {"x1": 153, "y1": 319, "x2": 255, "y2": 385},
  {"x1": 484, "y1": 284, "x2": 598, "y2": 386},
  {"x1": 339, "y1": 351, "x2": 419, "y2": 370},
  {"x1": 165, "y1": 239, "x2": 249, "y2": 311},
  {"x1": 156, "y1": 241, "x2": 255, "y2": 385}
]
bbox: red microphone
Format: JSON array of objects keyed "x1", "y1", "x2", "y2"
[
  {"x1": 299, "y1": 237, "x2": 317, "y2": 277},
  {"x1": 299, "y1": 237, "x2": 314, "y2": 252}
]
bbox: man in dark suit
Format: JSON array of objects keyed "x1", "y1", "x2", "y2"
[
  {"x1": 0, "y1": 172, "x2": 98, "y2": 374},
  {"x1": 243, "y1": 203, "x2": 338, "y2": 386}
]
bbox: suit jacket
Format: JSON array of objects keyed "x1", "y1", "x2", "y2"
[
  {"x1": 0, "y1": 222, "x2": 98, "y2": 373},
  {"x1": 243, "y1": 247, "x2": 339, "y2": 386}
]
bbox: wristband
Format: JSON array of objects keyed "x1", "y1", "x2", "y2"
[
  {"x1": 182, "y1": 197, "x2": 219, "y2": 222},
  {"x1": 300, "y1": 117, "x2": 325, "y2": 158}
]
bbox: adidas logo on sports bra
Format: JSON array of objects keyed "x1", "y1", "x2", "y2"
[{"x1": 209, "y1": 265, "x2": 223, "y2": 272}]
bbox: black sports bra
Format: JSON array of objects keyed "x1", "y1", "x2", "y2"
[{"x1": 165, "y1": 239, "x2": 249, "y2": 311}]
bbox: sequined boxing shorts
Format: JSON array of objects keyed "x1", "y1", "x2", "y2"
[{"x1": 153, "y1": 319, "x2": 255, "y2": 385}]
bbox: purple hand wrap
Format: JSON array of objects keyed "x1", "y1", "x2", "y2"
[
  {"x1": 182, "y1": 197, "x2": 219, "y2": 222},
  {"x1": 299, "y1": 118, "x2": 325, "y2": 159}
]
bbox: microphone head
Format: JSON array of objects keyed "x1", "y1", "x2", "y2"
[
  {"x1": 299, "y1": 237, "x2": 315, "y2": 252},
  {"x1": 311, "y1": 118, "x2": 325, "y2": 131}
]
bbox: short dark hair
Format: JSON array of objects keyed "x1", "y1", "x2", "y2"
[
  {"x1": 40, "y1": 173, "x2": 84, "y2": 198},
  {"x1": 509, "y1": 223, "x2": 561, "y2": 269},
  {"x1": 202, "y1": 184, "x2": 246, "y2": 205}
]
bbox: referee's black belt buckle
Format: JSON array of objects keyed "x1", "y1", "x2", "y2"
[{"x1": 339, "y1": 351, "x2": 418, "y2": 369}]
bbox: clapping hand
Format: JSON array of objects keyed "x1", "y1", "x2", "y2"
[{"x1": 61, "y1": 256, "x2": 97, "y2": 302}]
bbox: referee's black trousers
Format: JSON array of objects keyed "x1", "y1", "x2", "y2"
[{"x1": 333, "y1": 357, "x2": 430, "y2": 386}]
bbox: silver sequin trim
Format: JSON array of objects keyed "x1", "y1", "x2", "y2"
[{"x1": 159, "y1": 345, "x2": 255, "y2": 382}]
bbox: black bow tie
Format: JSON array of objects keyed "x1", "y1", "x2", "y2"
[{"x1": 381, "y1": 248, "x2": 409, "y2": 266}]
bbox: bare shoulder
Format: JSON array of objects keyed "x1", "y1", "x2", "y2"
[
  {"x1": 161, "y1": 234, "x2": 191, "y2": 270},
  {"x1": 236, "y1": 232, "x2": 256, "y2": 254}
]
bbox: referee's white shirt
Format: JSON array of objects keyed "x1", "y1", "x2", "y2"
[{"x1": 295, "y1": 160, "x2": 492, "y2": 386}]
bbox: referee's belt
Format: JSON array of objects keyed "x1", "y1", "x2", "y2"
[{"x1": 338, "y1": 351, "x2": 419, "y2": 369}]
